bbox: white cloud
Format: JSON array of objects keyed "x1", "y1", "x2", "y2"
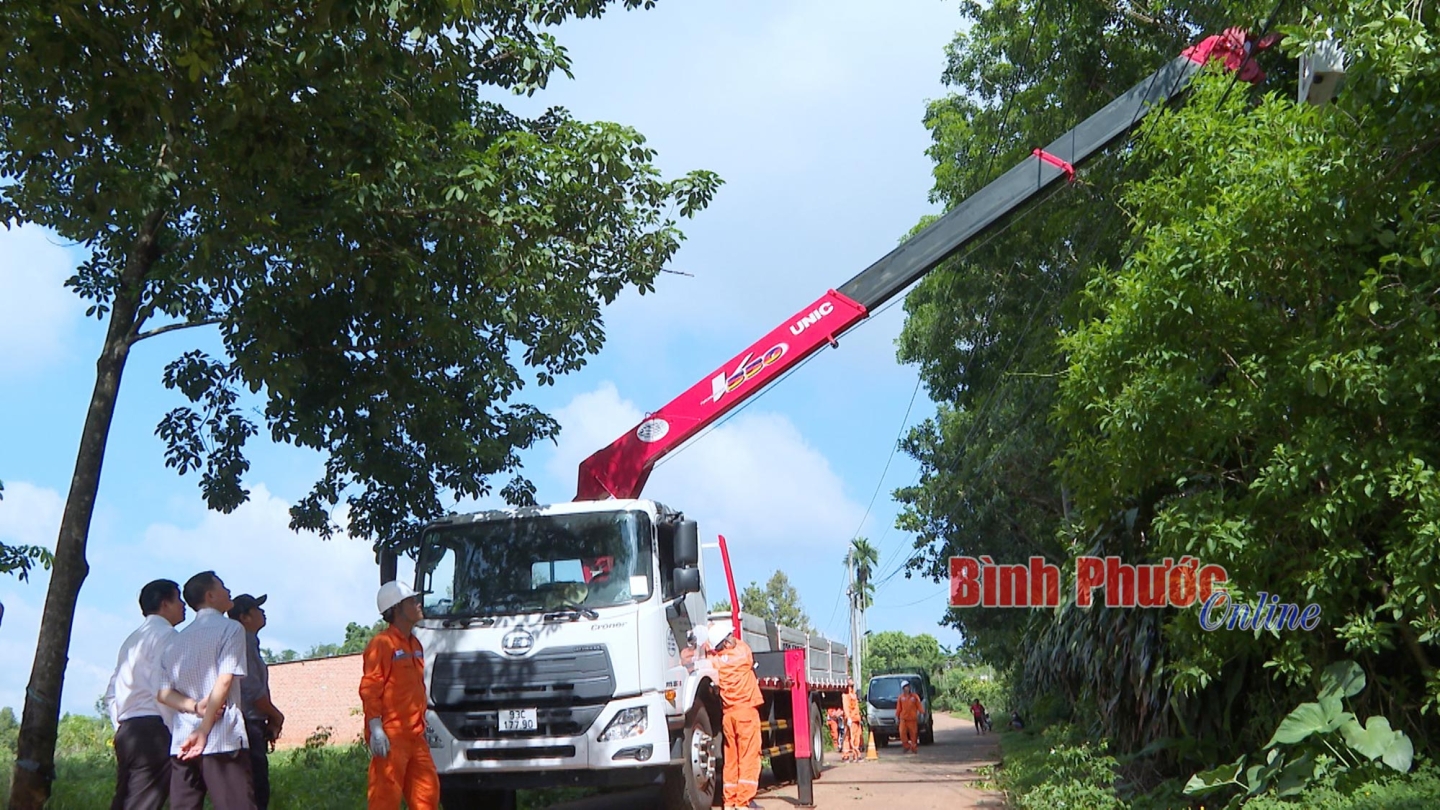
[
  {"x1": 542, "y1": 383, "x2": 866, "y2": 556},
  {"x1": 0, "y1": 479, "x2": 64, "y2": 550},
  {"x1": 0, "y1": 480, "x2": 382, "y2": 715},
  {"x1": 135, "y1": 485, "x2": 380, "y2": 655},
  {"x1": 0, "y1": 481, "x2": 132, "y2": 716},
  {"x1": 0, "y1": 224, "x2": 84, "y2": 377}
]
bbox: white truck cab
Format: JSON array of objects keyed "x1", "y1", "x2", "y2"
[{"x1": 398, "y1": 498, "x2": 849, "y2": 809}]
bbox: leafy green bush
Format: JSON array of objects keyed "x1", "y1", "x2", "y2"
[
  {"x1": 934, "y1": 668, "x2": 1008, "y2": 714},
  {"x1": 999, "y1": 723, "x2": 1126, "y2": 810},
  {"x1": 1240, "y1": 764, "x2": 1440, "y2": 810},
  {"x1": 54, "y1": 714, "x2": 113, "y2": 758}
]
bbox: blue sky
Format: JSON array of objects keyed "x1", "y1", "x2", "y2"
[{"x1": 0, "y1": 0, "x2": 964, "y2": 716}]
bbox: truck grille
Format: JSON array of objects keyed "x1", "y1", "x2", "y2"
[{"x1": 431, "y1": 646, "x2": 615, "y2": 740}]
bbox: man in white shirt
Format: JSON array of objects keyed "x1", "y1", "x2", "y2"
[
  {"x1": 158, "y1": 571, "x2": 254, "y2": 810},
  {"x1": 103, "y1": 579, "x2": 189, "y2": 810}
]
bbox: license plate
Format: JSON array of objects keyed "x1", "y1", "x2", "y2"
[{"x1": 500, "y1": 708, "x2": 537, "y2": 732}]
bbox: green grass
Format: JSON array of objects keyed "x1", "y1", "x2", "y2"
[{"x1": 2, "y1": 742, "x2": 596, "y2": 809}]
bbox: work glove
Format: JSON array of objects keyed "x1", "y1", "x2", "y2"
[{"x1": 368, "y1": 719, "x2": 390, "y2": 759}]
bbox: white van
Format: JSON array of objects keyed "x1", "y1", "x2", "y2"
[{"x1": 865, "y1": 672, "x2": 934, "y2": 747}]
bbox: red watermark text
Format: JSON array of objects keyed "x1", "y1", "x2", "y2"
[{"x1": 948, "y1": 555, "x2": 1228, "y2": 609}]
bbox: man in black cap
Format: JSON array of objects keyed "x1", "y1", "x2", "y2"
[{"x1": 227, "y1": 594, "x2": 284, "y2": 809}]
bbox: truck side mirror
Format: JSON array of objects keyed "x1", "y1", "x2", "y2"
[
  {"x1": 674, "y1": 520, "x2": 699, "y2": 568},
  {"x1": 379, "y1": 547, "x2": 398, "y2": 585},
  {"x1": 674, "y1": 567, "x2": 702, "y2": 595}
]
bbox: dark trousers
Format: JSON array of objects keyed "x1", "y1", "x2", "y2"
[
  {"x1": 111, "y1": 716, "x2": 170, "y2": 810},
  {"x1": 170, "y1": 750, "x2": 257, "y2": 810},
  {"x1": 245, "y1": 719, "x2": 271, "y2": 809}
]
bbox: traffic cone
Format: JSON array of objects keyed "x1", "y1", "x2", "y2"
[{"x1": 865, "y1": 729, "x2": 878, "y2": 761}]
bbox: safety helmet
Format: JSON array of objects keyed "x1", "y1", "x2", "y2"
[
  {"x1": 377, "y1": 581, "x2": 418, "y2": 614},
  {"x1": 707, "y1": 622, "x2": 734, "y2": 649}
]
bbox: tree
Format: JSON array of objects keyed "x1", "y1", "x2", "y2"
[
  {"x1": 0, "y1": 707, "x2": 18, "y2": 754},
  {"x1": 1053, "y1": 17, "x2": 1440, "y2": 756},
  {"x1": 846, "y1": 537, "x2": 877, "y2": 610},
  {"x1": 863, "y1": 631, "x2": 946, "y2": 684},
  {"x1": 1, "y1": 2, "x2": 719, "y2": 804},
  {"x1": 738, "y1": 571, "x2": 811, "y2": 632},
  {"x1": 897, "y1": 0, "x2": 1440, "y2": 778},
  {"x1": 710, "y1": 599, "x2": 732, "y2": 613},
  {"x1": 894, "y1": 0, "x2": 1244, "y2": 676},
  {"x1": 260, "y1": 648, "x2": 299, "y2": 665},
  {"x1": 338, "y1": 620, "x2": 387, "y2": 655}
]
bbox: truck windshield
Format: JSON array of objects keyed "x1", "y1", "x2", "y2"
[
  {"x1": 868, "y1": 677, "x2": 923, "y2": 708},
  {"x1": 416, "y1": 510, "x2": 653, "y2": 617}
]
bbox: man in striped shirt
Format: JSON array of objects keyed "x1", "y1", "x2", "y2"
[{"x1": 158, "y1": 571, "x2": 254, "y2": 810}]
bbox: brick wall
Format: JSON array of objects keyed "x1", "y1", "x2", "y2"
[{"x1": 266, "y1": 653, "x2": 364, "y2": 749}]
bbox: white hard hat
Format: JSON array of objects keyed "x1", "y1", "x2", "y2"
[
  {"x1": 377, "y1": 581, "x2": 418, "y2": 614},
  {"x1": 707, "y1": 622, "x2": 734, "y2": 649}
]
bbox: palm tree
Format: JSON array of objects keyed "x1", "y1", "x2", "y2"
[{"x1": 846, "y1": 537, "x2": 878, "y2": 610}]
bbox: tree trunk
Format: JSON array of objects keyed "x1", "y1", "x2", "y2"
[{"x1": 8, "y1": 211, "x2": 161, "y2": 810}]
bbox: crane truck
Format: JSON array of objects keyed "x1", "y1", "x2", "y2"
[{"x1": 380, "y1": 27, "x2": 1282, "y2": 810}]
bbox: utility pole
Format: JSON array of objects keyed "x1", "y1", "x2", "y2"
[{"x1": 847, "y1": 551, "x2": 865, "y2": 689}]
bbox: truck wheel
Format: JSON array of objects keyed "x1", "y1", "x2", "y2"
[
  {"x1": 809, "y1": 701, "x2": 825, "y2": 779},
  {"x1": 663, "y1": 701, "x2": 721, "y2": 809},
  {"x1": 440, "y1": 779, "x2": 516, "y2": 810},
  {"x1": 875, "y1": 732, "x2": 889, "y2": 748},
  {"x1": 920, "y1": 721, "x2": 935, "y2": 746}
]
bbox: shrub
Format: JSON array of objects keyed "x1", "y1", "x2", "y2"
[
  {"x1": 1239, "y1": 764, "x2": 1440, "y2": 810},
  {"x1": 999, "y1": 723, "x2": 1126, "y2": 810}
]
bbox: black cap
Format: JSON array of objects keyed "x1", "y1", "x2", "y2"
[{"x1": 228, "y1": 593, "x2": 267, "y2": 620}]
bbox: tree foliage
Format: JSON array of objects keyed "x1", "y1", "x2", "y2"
[
  {"x1": 260, "y1": 647, "x2": 300, "y2": 665},
  {"x1": 864, "y1": 630, "x2": 946, "y2": 682},
  {"x1": 280, "y1": 619, "x2": 387, "y2": 660},
  {"x1": 847, "y1": 536, "x2": 877, "y2": 610},
  {"x1": 2, "y1": 0, "x2": 719, "y2": 545},
  {"x1": 895, "y1": 0, "x2": 1259, "y2": 677},
  {"x1": 895, "y1": 0, "x2": 1440, "y2": 788},
  {"x1": 1, "y1": 1, "x2": 718, "y2": 804},
  {"x1": 739, "y1": 571, "x2": 811, "y2": 633}
]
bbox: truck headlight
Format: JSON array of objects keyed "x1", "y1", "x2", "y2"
[{"x1": 598, "y1": 707, "x2": 648, "y2": 742}]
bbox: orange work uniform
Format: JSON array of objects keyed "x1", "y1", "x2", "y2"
[
  {"x1": 359, "y1": 625, "x2": 440, "y2": 810},
  {"x1": 826, "y1": 707, "x2": 842, "y2": 753},
  {"x1": 842, "y1": 690, "x2": 862, "y2": 758},
  {"x1": 713, "y1": 638, "x2": 764, "y2": 809},
  {"x1": 896, "y1": 691, "x2": 923, "y2": 753}
]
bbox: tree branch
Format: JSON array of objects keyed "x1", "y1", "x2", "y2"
[{"x1": 130, "y1": 317, "x2": 223, "y2": 345}]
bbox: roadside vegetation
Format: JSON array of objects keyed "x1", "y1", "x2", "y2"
[
  {"x1": 895, "y1": 0, "x2": 1440, "y2": 807},
  {"x1": 0, "y1": 711, "x2": 588, "y2": 809}
]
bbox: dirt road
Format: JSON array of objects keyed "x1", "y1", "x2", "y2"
[
  {"x1": 755, "y1": 710, "x2": 1003, "y2": 809},
  {"x1": 545, "y1": 711, "x2": 1004, "y2": 810}
]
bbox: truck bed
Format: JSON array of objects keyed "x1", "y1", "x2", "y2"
[{"x1": 710, "y1": 612, "x2": 850, "y2": 690}]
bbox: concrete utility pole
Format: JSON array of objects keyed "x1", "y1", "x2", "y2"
[{"x1": 847, "y1": 552, "x2": 865, "y2": 689}]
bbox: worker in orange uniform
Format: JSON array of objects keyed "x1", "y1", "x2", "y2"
[
  {"x1": 359, "y1": 582, "x2": 439, "y2": 810},
  {"x1": 826, "y1": 706, "x2": 843, "y2": 757},
  {"x1": 842, "y1": 686, "x2": 863, "y2": 761},
  {"x1": 896, "y1": 681, "x2": 923, "y2": 754},
  {"x1": 707, "y1": 623, "x2": 763, "y2": 810}
]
